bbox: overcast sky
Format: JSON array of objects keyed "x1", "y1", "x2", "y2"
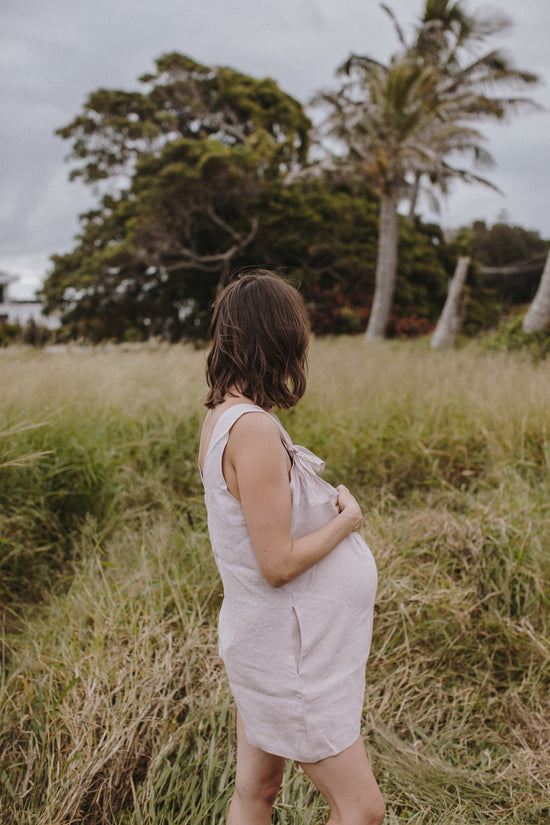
[{"x1": 1, "y1": 0, "x2": 549, "y2": 299}]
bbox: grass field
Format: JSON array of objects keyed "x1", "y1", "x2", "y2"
[{"x1": 1, "y1": 338, "x2": 549, "y2": 824}]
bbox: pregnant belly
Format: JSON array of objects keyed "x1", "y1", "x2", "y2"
[
  {"x1": 290, "y1": 487, "x2": 378, "y2": 612},
  {"x1": 287, "y1": 531, "x2": 378, "y2": 685},
  {"x1": 322, "y1": 531, "x2": 377, "y2": 616},
  {"x1": 289, "y1": 529, "x2": 378, "y2": 625}
]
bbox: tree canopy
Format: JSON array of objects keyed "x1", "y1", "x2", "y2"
[
  {"x1": 44, "y1": 54, "x2": 313, "y2": 339},
  {"x1": 57, "y1": 53, "x2": 311, "y2": 184}
]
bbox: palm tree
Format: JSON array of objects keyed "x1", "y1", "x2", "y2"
[
  {"x1": 383, "y1": 0, "x2": 541, "y2": 219},
  {"x1": 315, "y1": 0, "x2": 541, "y2": 339},
  {"x1": 316, "y1": 55, "x2": 496, "y2": 339}
]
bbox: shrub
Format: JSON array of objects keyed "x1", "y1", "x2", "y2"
[{"x1": 484, "y1": 316, "x2": 550, "y2": 361}]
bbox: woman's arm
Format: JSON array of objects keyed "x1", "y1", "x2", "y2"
[{"x1": 224, "y1": 412, "x2": 362, "y2": 588}]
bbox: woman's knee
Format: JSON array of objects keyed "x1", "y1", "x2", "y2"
[
  {"x1": 258, "y1": 769, "x2": 284, "y2": 806},
  {"x1": 367, "y1": 792, "x2": 386, "y2": 825},
  {"x1": 234, "y1": 767, "x2": 283, "y2": 807},
  {"x1": 356, "y1": 790, "x2": 386, "y2": 825},
  {"x1": 335, "y1": 789, "x2": 385, "y2": 825}
]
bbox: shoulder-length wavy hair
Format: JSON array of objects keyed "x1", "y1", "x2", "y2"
[{"x1": 205, "y1": 270, "x2": 310, "y2": 409}]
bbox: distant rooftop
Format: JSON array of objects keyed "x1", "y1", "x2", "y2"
[{"x1": 0, "y1": 271, "x2": 19, "y2": 286}]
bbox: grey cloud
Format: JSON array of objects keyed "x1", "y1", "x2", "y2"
[{"x1": 1, "y1": 0, "x2": 549, "y2": 298}]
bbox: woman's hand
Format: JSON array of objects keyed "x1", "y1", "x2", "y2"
[{"x1": 335, "y1": 485, "x2": 363, "y2": 532}]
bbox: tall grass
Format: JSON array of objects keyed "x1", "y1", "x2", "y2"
[
  {"x1": 1, "y1": 339, "x2": 549, "y2": 824},
  {"x1": 0, "y1": 345, "x2": 205, "y2": 603}
]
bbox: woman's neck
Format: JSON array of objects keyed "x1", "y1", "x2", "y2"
[{"x1": 221, "y1": 389, "x2": 271, "y2": 411}]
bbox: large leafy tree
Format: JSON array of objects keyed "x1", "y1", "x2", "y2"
[
  {"x1": 43, "y1": 54, "x2": 311, "y2": 339},
  {"x1": 44, "y1": 141, "x2": 264, "y2": 339},
  {"x1": 314, "y1": 0, "x2": 540, "y2": 339},
  {"x1": 56, "y1": 52, "x2": 310, "y2": 184}
]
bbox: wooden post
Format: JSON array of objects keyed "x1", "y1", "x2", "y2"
[
  {"x1": 523, "y1": 248, "x2": 550, "y2": 333},
  {"x1": 430, "y1": 256, "x2": 470, "y2": 349}
]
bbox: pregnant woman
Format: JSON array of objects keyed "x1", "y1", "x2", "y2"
[{"x1": 199, "y1": 271, "x2": 384, "y2": 825}]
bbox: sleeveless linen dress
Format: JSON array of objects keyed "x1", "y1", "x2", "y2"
[{"x1": 200, "y1": 403, "x2": 378, "y2": 763}]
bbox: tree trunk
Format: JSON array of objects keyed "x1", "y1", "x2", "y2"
[
  {"x1": 408, "y1": 172, "x2": 421, "y2": 222},
  {"x1": 365, "y1": 192, "x2": 399, "y2": 340},
  {"x1": 430, "y1": 256, "x2": 470, "y2": 349},
  {"x1": 523, "y1": 248, "x2": 550, "y2": 333}
]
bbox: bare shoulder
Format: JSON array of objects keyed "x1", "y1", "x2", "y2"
[
  {"x1": 228, "y1": 410, "x2": 280, "y2": 446},
  {"x1": 227, "y1": 410, "x2": 289, "y2": 488}
]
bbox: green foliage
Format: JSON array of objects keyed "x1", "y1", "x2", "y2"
[
  {"x1": 484, "y1": 316, "x2": 550, "y2": 361},
  {"x1": 0, "y1": 321, "x2": 21, "y2": 346},
  {"x1": 20, "y1": 319, "x2": 54, "y2": 347},
  {"x1": 45, "y1": 138, "x2": 266, "y2": 340},
  {"x1": 56, "y1": 52, "x2": 310, "y2": 185},
  {"x1": 472, "y1": 220, "x2": 547, "y2": 268},
  {"x1": 247, "y1": 179, "x2": 378, "y2": 335},
  {"x1": 250, "y1": 179, "x2": 378, "y2": 280},
  {"x1": 469, "y1": 220, "x2": 549, "y2": 308},
  {"x1": 393, "y1": 220, "x2": 448, "y2": 320},
  {"x1": 249, "y1": 185, "x2": 462, "y2": 337},
  {"x1": 0, "y1": 321, "x2": 54, "y2": 348},
  {"x1": 44, "y1": 54, "x2": 312, "y2": 340}
]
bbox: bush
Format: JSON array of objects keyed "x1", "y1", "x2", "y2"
[
  {"x1": 387, "y1": 311, "x2": 434, "y2": 339},
  {"x1": 484, "y1": 316, "x2": 550, "y2": 361},
  {"x1": 0, "y1": 321, "x2": 21, "y2": 346}
]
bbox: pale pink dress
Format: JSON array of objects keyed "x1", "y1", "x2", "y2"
[{"x1": 200, "y1": 403, "x2": 377, "y2": 762}]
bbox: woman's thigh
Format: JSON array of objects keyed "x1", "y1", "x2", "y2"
[{"x1": 299, "y1": 738, "x2": 385, "y2": 825}]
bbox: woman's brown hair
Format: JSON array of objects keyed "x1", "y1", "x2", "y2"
[{"x1": 205, "y1": 270, "x2": 310, "y2": 409}]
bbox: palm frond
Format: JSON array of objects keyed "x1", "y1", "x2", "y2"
[
  {"x1": 380, "y1": 3, "x2": 408, "y2": 49},
  {"x1": 337, "y1": 53, "x2": 389, "y2": 78}
]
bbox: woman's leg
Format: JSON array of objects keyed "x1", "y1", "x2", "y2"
[
  {"x1": 300, "y1": 738, "x2": 385, "y2": 825},
  {"x1": 226, "y1": 711, "x2": 285, "y2": 825}
]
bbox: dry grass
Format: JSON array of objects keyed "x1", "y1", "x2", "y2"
[
  {"x1": 1, "y1": 338, "x2": 549, "y2": 823},
  {"x1": 1, "y1": 513, "x2": 229, "y2": 825},
  {"x1": 0, "y1": 342, "x2": 207, "y2": 420}
]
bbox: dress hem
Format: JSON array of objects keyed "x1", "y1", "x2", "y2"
[{"x1": 240, "y1": 716, "x2": 361, "y2": 764}]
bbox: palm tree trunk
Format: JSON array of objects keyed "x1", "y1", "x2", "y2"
[
  {"x1": 430, "y1": 256, "x2": 470, "y2": 349},
  {"x1": 365, "y1": 192, "x2": 399, "y2": 340},
  {"x1": 523, "y1": 248, "x2": 550, "y2": 333},
  {"x1": 408, "y1": 172, "x2": 421, "y2": 221}
]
